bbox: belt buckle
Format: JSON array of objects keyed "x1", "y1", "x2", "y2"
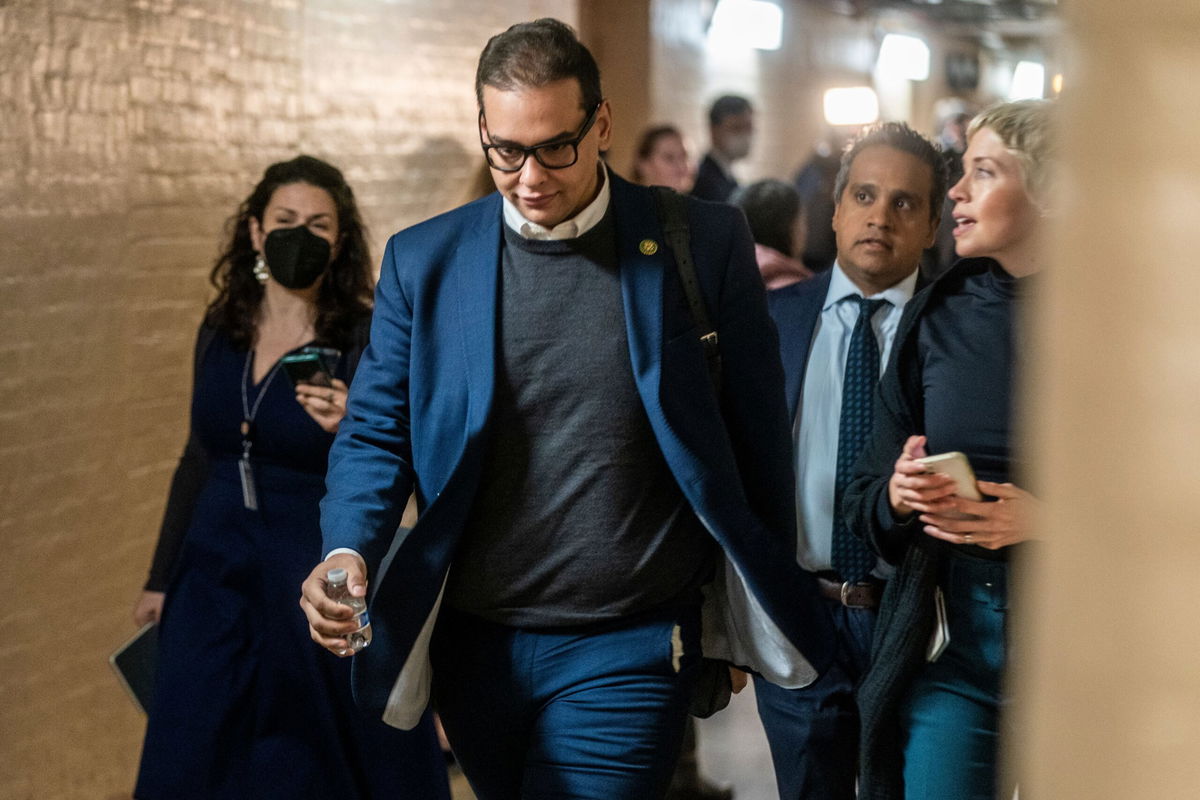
[{"x1": 840, "y1": 581, "x2": 869, "y2": 609}]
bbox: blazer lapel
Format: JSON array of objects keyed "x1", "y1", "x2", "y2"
[
  {"x1": 610, "y1": 177, "x2": 669, "y2": 413},
  {"x1": 770, "y1": 270, "x2": 831, "y2": 421},
  {"x1": 454, "y1": 195, "x2": 502, "y2": 441}
]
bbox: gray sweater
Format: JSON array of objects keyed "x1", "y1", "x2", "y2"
[{"x1": 445, "y1": 210, "x2": 714, "y2": 627}]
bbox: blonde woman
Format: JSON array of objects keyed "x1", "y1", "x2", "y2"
[{"x1": 845, "y1": 100, "x2": 1054, "y2": 799}]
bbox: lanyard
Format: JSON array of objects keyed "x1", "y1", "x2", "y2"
[{"x1": 236, "y1": 352, "x2": 285, "y2": 510}]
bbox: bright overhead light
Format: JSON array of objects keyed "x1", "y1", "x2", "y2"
[
  {"x1": 877, "y1": 33, "x2": 930, "y2": 81},
  {"x1": 709, "y1": 0, "x2": 783, "y2": 51},
  {"x1": 1010, "y1": 60, "x2": 1046, "y2": 99},
  {"x1": 823, "y1": 87, "x2": 880, "y2": 126}
]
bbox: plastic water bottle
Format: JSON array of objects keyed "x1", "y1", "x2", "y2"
[{"x1": 325, "y1": 568, "x2": 372, "y2": 654}]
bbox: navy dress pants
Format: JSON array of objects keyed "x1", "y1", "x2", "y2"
[
  {"x1": 754, "y1": 596, "x2": 876, "y2": 799},
  {"x1": 431, "y1": 603, "x2": 702, "y2": 800},
  {"x1": 899, "y1": 554, "x2": 1010, "y2": 800}
]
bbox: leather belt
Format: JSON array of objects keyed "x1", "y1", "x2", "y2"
[{"x1": 816, "y1": 575, "x2": 883, "y2": 609}]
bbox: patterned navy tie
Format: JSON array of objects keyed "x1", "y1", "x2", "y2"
[{"x1": 832, "y1": 296, "x2": 890, "y2": 583}]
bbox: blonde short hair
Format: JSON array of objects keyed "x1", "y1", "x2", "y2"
[{"x1": 968, "y1": 99, "x2": 1056, "y2": 200}]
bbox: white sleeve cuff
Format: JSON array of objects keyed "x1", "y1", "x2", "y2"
[{"x1": 324, "y1": 547, "x2": 365, "y2": 562}]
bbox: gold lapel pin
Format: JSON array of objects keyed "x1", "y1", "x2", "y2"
[{"x1": 639, "y1": 239, "x2": 659, "y2": 256}]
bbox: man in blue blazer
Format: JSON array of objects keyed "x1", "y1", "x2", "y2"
[
  {"x1": 299, "y1": 18, "x2": 832, "y2": 800},
  {"x1": 755, "y1": 123, "x2": 946, "y2": 799}
]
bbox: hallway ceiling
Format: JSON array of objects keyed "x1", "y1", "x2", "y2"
[{"x1": 821, "y1": 0, "x2": 1061, "y2": 38}]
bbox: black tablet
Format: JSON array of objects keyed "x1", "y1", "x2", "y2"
[{"x1": 109, "y1": 622, "x2": 158, "y2": 714}]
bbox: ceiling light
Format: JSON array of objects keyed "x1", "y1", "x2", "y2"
[
  {"x1": 1009, "y1": 60, "x2": 1046, "y2": 99},
  {"x1": 823, "y1": 87, "x2": 880, "y2": 126},
  {"x1": 708, "y1": 0, "x2": 783, "y2": 51},
  {"x1": 877, "y1": 33, "x2": 930, "y2": 81}
]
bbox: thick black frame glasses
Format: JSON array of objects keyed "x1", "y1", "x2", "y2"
[{"x1": 479, "y1": 102, "x2": 602, "y2": 173}]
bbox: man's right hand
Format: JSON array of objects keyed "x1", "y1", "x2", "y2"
[{"x1": 300, "y1": 552, "x2": 369, "y2": 657}]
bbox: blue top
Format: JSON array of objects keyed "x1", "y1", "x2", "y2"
[
  {"x1": 191, "y1": 329, "x2": 341, "y2": 476},
  {"x1": 918, "y1": 261, "x2": 1024, "y2": 486}
]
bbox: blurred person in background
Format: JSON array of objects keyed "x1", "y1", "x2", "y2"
[
  {"x1": 631, "y1": 124, "x2": 695, "y2": 193},
  {"x1": 845, "y1": 99, "x2": 1055, "y2": 800},
  {"x1": 793, "y1": 126, "x2": 854, "y2": 274},
  {"x1": 692, "y1": 94, "x2": 754, "y2": 202},
  {"x1": 730, "y1": 178, "x2": 812, "y2": 290},
  {"x1": 132, "y1": 155, "x2": 449, "y2": 800},
  {"x1": 758, "y1": 123, "x2": 944, "y2": 800},
  {"x1": 926, "y1": 108, "x2": 975, "y2": 281}
]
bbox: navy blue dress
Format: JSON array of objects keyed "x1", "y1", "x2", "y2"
[{"x1": 136, "y1": 327, "x2": 449, "y2": 800}]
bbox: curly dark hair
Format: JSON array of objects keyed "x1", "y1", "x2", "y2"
[{"x1": 206, "y1": 155, "x2": 373, "y2": 350}]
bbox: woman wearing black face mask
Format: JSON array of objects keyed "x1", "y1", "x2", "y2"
[{"x1": 132, "y1": 156, "x2": 450, "y2": 800}]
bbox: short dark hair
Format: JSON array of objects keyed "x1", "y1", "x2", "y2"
[
  {"x1": 730, "y1": 180, "x2": 801, "y2": 256},
  {"x1": 475, "y1": 18, "x2": 602, "y2": 112},
  {"x1": 709, "y1": 94, "x2": 752, "y2": 128},
  {"x1": 832, "y1": 122, "x2": 947, "y2": 222},
  {"x1": 208, "y1": 155, "x2": 373, "y2": 350}
]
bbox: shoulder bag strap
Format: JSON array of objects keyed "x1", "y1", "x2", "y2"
[{"x1": 652, "y1": 186, "x2": 722, "y2": 392}]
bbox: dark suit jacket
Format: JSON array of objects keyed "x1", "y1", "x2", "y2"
[
  {"x1": 320, "y1": 172, "x2": 833, "y2": 726},
  {"x1": 691, "y1": 153, "x2": 738, "y2": 202},
  {"x1": 766, "y1": 270, "x2": 834, "y2": 424}
]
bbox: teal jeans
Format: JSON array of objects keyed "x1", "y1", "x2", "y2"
[{"x1": 898, "y1": 553, "x2": 1011, "y2": 800}]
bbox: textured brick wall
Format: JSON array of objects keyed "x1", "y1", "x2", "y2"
[{"x1": 0, "y1": 1, "x2": 573, "y2": 797}]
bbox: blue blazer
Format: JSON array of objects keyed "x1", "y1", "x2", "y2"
[{"x1": 321, "y1": 172, "x2": 833, "y2": 723}]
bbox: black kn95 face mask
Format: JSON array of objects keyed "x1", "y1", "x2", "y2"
[{"x1": 263, "y1": 225, "x2": 331, "y2": 289}]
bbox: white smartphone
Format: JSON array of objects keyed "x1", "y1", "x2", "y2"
[{"x1": 917, "y1": 451, "x2": 983, "y2": 501}]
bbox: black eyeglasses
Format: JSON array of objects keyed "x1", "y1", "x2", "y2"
[{"x1": 479, "y1": 103, "x2": 602, "y2": 172}]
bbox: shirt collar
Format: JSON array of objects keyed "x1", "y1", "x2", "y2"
[
  {"x1": 501, "y1": 164, "x2": 611, "y2": 241},
  {"x1": 822, "y1": 261, "x2": 919, "y2": 312}
]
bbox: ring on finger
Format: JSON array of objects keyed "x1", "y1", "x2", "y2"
[{"x1": 963, "y1": 533, "x2": 973, "y2": 544}]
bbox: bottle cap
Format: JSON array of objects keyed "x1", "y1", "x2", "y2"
[{"x1": 326, "y1": 568, "x2": 348, "y2": 584}]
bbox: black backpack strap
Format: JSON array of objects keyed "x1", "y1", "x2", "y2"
[{"x1": 652, "y1": 186, "x2": 722, "y2": 392}]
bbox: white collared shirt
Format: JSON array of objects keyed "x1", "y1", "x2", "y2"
[
  {"x1": 501, "y1": 165, "x2": 611, "y2": 240},
  {"x1": 794, "y1": 262, "x2": 918, "y2": 576}
]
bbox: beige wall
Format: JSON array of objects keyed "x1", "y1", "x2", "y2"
[
  {"x1": 0, "y1": 2, "x2": 574, "y2": 797},
  {"x1": 1016, "y1": 0, "x2": 1200, "y2": 795},
  {"x1": 578, "y1": 0, "x2": 653, "y2": 174}
]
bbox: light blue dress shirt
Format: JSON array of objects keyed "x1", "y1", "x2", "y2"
[{"x1": 795, "y1": 262, "x2": 918, "y2": 576}]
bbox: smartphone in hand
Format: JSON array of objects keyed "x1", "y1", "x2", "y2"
[
  {"x1": 917, "y1": 451, "x2": 983, "y2": 501},
  {"x1": 281, "y1": 347, "x2": 340, "y2": 389}
]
